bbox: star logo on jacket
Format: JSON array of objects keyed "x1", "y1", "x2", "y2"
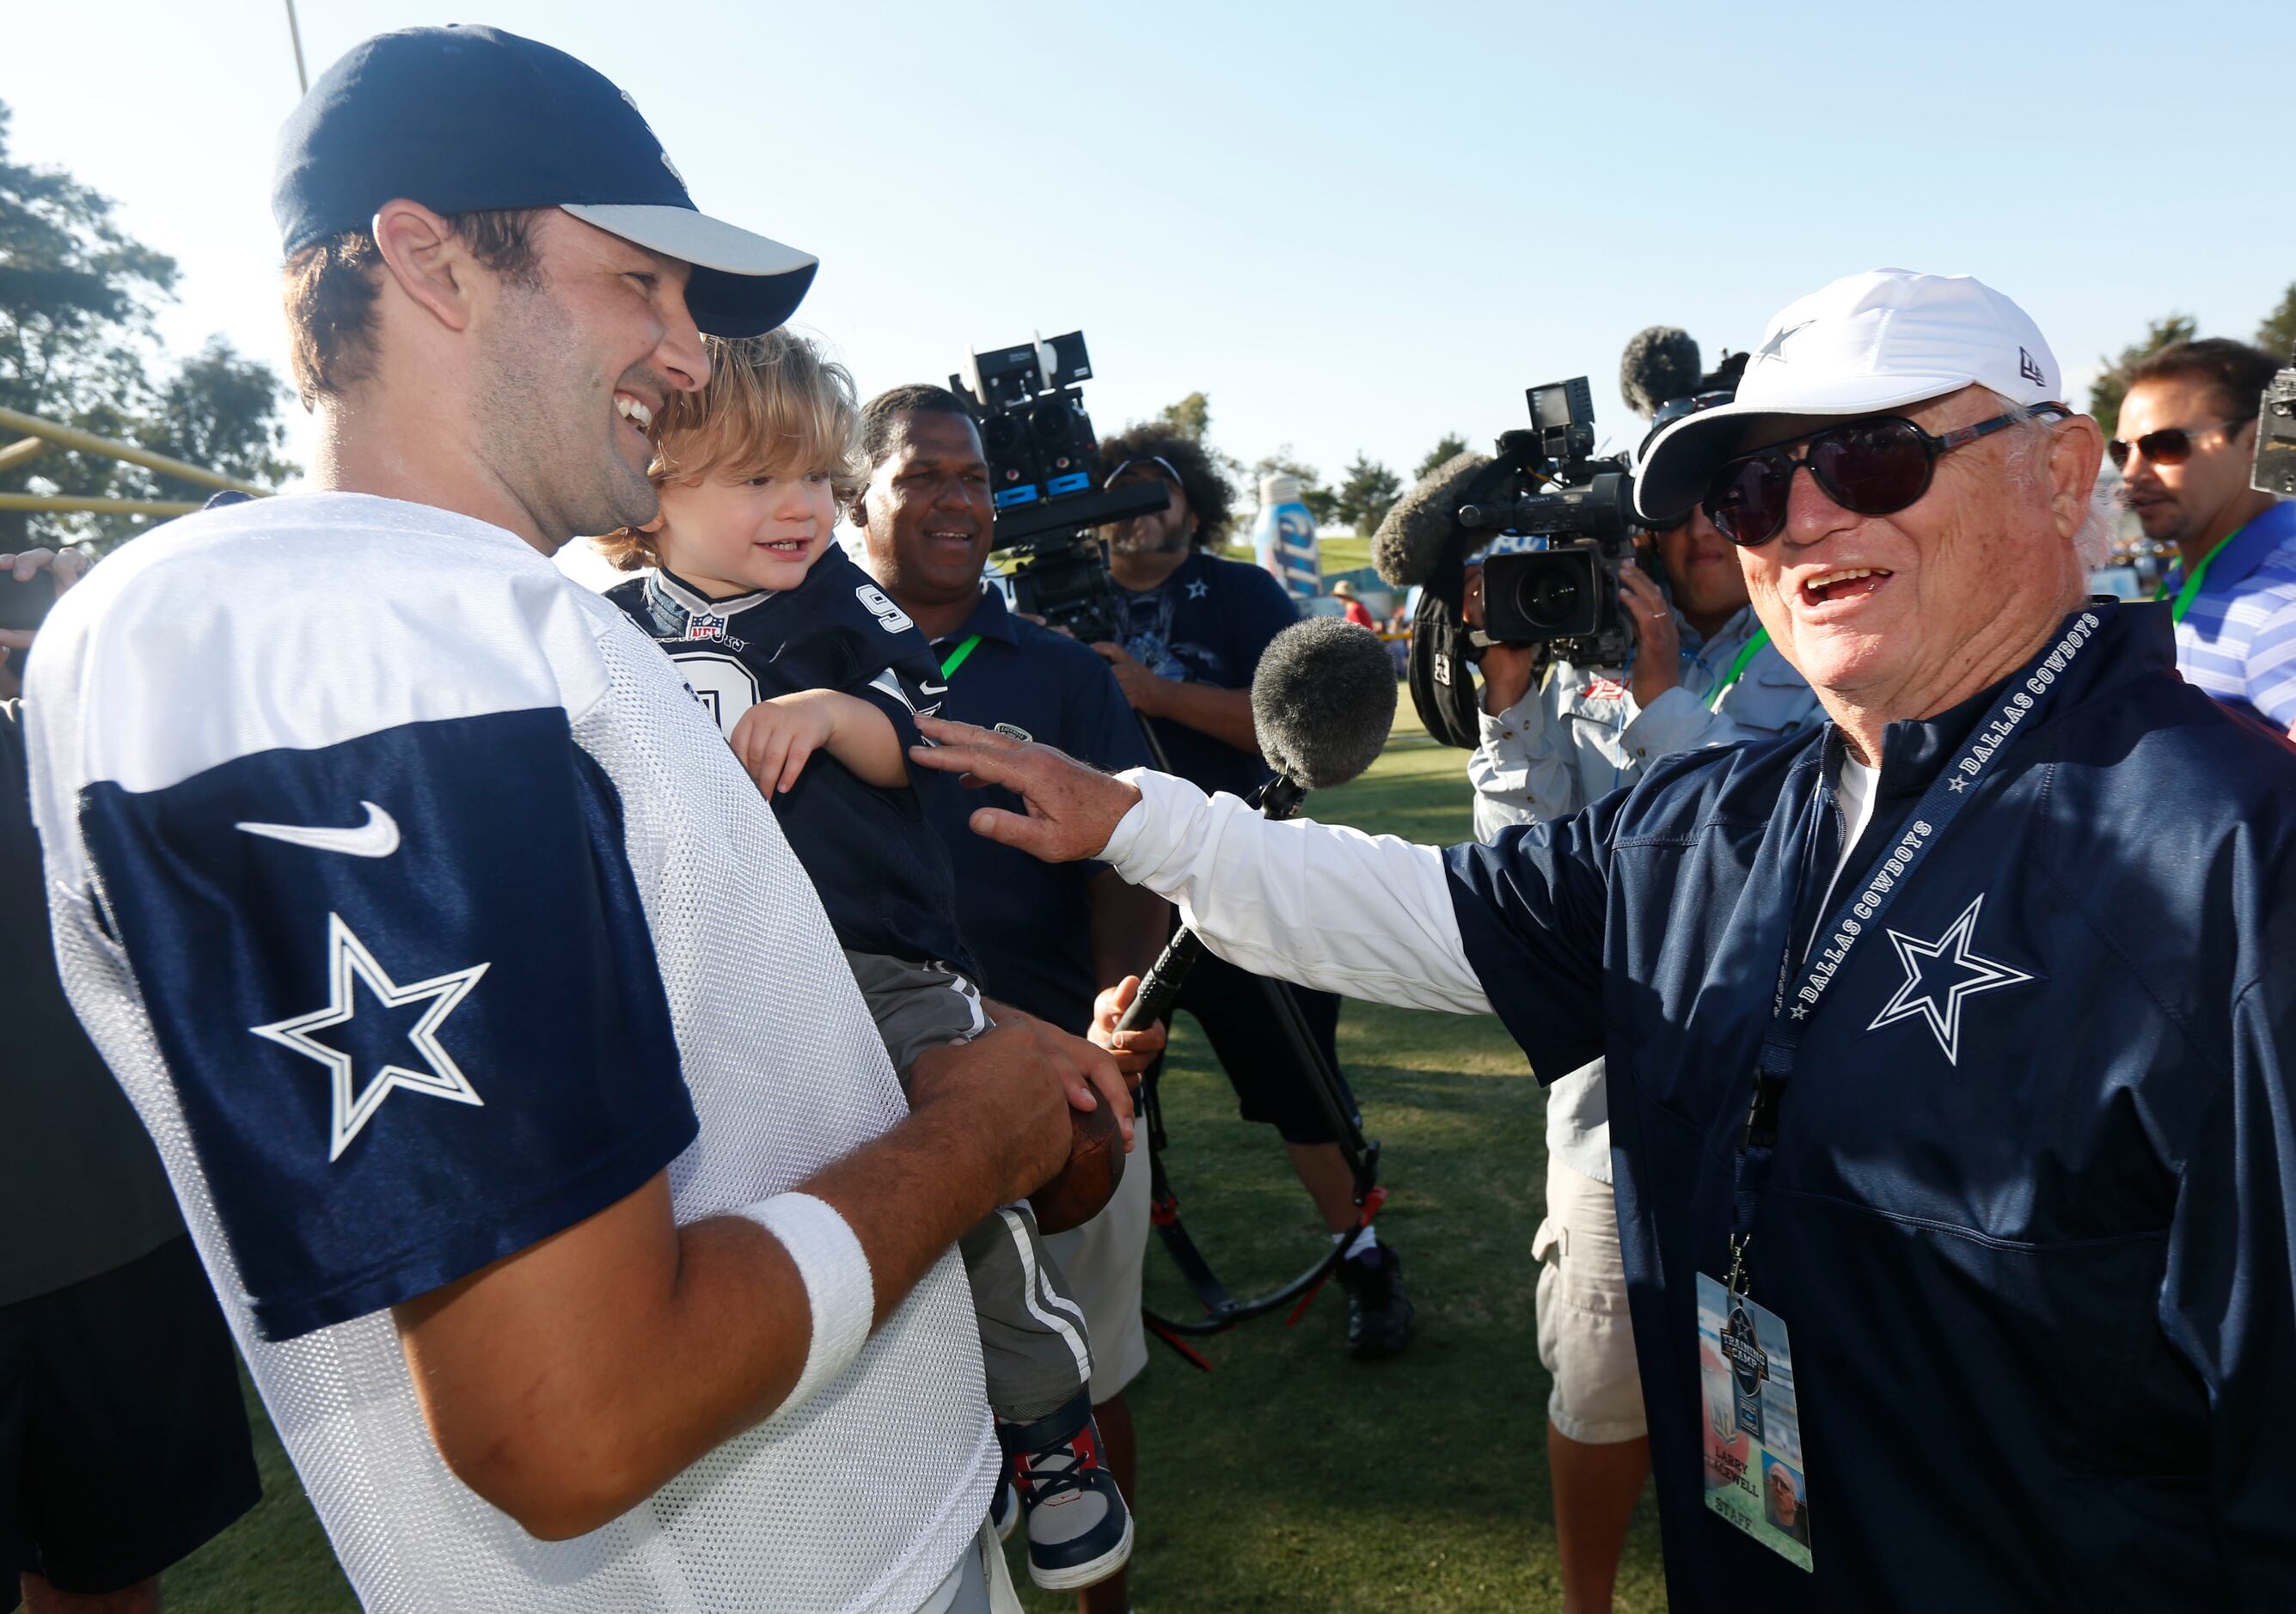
[
  {"x1": 251, "y1": 914, "x2": 490, "y2": 1161},
  {"x1": 1185, "y1": 578, "x2": 1209, "y2": 600},
  {"x1": 1865, "y1": 893, "x2": 2033, "y2": 1065}
]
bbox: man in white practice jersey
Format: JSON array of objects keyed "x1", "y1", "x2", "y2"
[{"x1": 23, "y1": 26, "x2": 1125, "y2": 1614}]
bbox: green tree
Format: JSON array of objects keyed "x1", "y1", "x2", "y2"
[
  {"x1": 0, "y1": 100, "x2": 291, "y2": 547},
  {"x1": 1329, "y1": 452, "x2": 1403, "y2": 536},
  {"x1": 1415, "y1": 432, "x2": 1470, "y2": 481},
  {"x1": 2089, "y1": 313, "x2": 2199, "y2": 442},
  {"x1": 2257, "y1": 282, "x2": 2296, "y2": 364},
  {"x1": 1251, "y1": 447, "x2": 1338, "y2": 527},
  {"x1": 1152, "y1": 391, "x2": 1213, "y2": 442}
]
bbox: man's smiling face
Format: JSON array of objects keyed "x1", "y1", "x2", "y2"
[
  {"x1": 855, "y1": 408, "x2": 995, "y2": 608},
  {"x1": 1733, "y1": 387, "x2": 2088, "y2": 716}
]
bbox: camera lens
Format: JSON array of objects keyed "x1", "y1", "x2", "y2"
[
  {"x1": 983, "y1": 415, "x2": 1025, "y2": 455},
  {"x1": 1515, "y1": 567, "x2": 1580, "y2": 630}
]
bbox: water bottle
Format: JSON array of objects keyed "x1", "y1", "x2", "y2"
[{"x1": 1251, "y1": 473, "x2": 1320, "y2": 607}]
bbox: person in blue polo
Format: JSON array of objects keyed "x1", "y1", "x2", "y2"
[
  {"x1": 912, "y1": 270, "x2": 2296, "y2": 1611},
  {"x1": 2115, "y1": 338, "x2": 2296, "y2": 733},
  {"x1": 848, "y1": 383, "x2": 1170, "y2": 1614}
]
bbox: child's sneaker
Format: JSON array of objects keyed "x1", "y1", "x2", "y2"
[{"x1": 998, "y1": 1391, "x2": 1134, "y2": 1591}]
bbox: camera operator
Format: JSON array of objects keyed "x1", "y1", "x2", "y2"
[
  {"x1": 1464, "y1": 406, "x2": 1821, "y2": 1612},
  {"x1": 850, "y1": 383, "x2": 1170, "y2": 1614},
  {"x1": 1091, "y1": 426, "x2": 1415, "y2": 1359}
]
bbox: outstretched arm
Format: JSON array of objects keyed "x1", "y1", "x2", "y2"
[{"x1": 908, "y1": 716, "x2": 1492, "y2": 1016}]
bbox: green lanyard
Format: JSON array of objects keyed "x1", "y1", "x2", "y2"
[
  {"x1": 2153, "y1": 524, "x2": 2246, "y2": 624},
  {"x1": 937, "y1": 633, "x2": 983, "y2": 680},
  {"x1": 1705, "y1": 626, "x2": 1772, "y2": 712}
]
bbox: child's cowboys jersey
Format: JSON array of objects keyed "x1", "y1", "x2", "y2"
[
  {"x1": 605, "y1": 549, "x2": 974, "y2": 972},
  {"x1": 22, "y1": 493, "x2": 993, "y2": 1613}
]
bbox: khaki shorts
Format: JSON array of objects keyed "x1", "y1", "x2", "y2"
[
  {"x1": 1040, "y1": 1127, "x2": 1152, "y2": 1403},
  {"x1": 1533, "y1": 1157, "x2": 1647, "y2": 1444}
]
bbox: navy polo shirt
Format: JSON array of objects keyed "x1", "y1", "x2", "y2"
[
  {"x1": 922, "y1": 587, "x2": 1152, "y2": 1034},
  {"x1": 1111, "y1": 548, "x2": 1299, "y2": 801}
]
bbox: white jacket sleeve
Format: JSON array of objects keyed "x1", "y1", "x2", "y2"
[{"x1": 1099, "y1": 768, "x2": 1494, "y2": 1016}]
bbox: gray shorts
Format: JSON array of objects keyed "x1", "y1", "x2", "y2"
[{"x1": 843, "y1": 951, "x2": 988, "y2": 1087}]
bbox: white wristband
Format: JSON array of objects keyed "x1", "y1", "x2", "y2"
[{"x1": 741, "y1": 1191, "x2": 875, "y2": 1418}]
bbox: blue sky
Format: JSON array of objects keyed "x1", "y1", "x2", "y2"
[{"x1": 8, "y1": 0, "x2": 2290, "y2": 506}]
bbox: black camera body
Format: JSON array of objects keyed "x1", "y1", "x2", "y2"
[
  {"x1": 952, "y1": 330, "x2": 1167, "y2": 645},
  {"x1": 1463, "y1": 378, "x2": 1638, "y2": 665}
]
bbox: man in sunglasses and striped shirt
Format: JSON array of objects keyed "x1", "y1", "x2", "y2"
[
  {"x1": 909, "y1": 269, "x2": 2296, "y2": 1611},
  {"x1": 2114, "y1": 339, "x2": 2296, "y2": 734}
]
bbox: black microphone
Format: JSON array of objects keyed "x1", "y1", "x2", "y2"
[
  {"x1": 1373, "y1": 449, "x2": 1491, "y2": 588},
  {"x1": 1117, "y1": 619, "x2": 1396, "y2": 1034},
  {"x1": 1619, "y1": 326, "x2": 1703, "y2": 420}
]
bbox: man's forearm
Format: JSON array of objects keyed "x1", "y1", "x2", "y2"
[
  {"x1": 1101, "y1": 768, "x2": 1493, "y2": 1015},
  {"x1": 1145, "y1": 679, "x2": 1261, "y2": 755}
]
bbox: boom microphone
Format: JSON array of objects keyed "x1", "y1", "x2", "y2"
[
  {"x1": 1373, "y1": 449, "x2": 1491, "y2": 588},
  {"x1": 1251, "y1": 617, "x2": 1399, "y2": 792},
  {"x1": 1619, "y1": 326, "x2": 1703, "y2": 419}
]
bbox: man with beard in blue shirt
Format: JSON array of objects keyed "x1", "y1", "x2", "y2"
[
  {"x1": 1089, "y1": 426, "x2": 1415, "y2": 1360},
  {"x1": 912, "y1": 270, "x2": 2296, "y2": 1611}
]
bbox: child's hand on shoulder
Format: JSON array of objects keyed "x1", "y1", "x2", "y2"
[{"x1": 731, "y1": 692, "x2": 842, "y2": 796}]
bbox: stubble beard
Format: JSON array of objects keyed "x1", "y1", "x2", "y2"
[
  {"x1": 1111, "y1": 519, "x2": 1189, "y2": 559},
  {"x1": 474, "y1": 284, "x2": 660, "y2": 546}
]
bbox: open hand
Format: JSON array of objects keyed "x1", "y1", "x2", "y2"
[{"x1": 909, "y1": 715, "x2": 1143, "y2": 863}]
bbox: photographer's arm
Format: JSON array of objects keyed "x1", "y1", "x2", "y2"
[{"x1": 1093, "y1": 642, "x2": 1263, "y2": 755}]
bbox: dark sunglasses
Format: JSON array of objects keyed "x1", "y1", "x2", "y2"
[
  {"x1": 2105, "y1": 419, "x2": 2249, "y2": 472},
  {"x1": 1703, "y1": 406, "x2": 2068, "y2": 547}
]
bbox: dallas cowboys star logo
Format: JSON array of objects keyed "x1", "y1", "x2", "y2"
[
  {"x1": 1865, "y1": 894, "x2": 2032, "y2": 1065},
  {"x1": 1947, "y1": 774, "x2": 1968, "y2": 792},
  {"x1": 1185, "y1": 578, "x2": 1209, "y2": 600},
  {"x1": 252, "y1": 914, "x2": 490, "y2": 1161},
  {"x1": 1755, "y1": 320, "x2": 1814, "y2": 363}
]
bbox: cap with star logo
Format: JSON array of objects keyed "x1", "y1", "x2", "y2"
[
  {"x1": 1632, "y1": 269, "x2": 2062, "y2": 522},
  {"x1": 272, "y1": 25, "x2": 816, "y2": 339}
]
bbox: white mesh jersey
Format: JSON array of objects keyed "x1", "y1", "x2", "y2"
[{"x1": 23, "y1": 493, "x2": 995, "y2": 1612}]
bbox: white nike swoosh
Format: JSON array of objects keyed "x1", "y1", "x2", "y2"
[
  {"x1": 920, "y1": 682, "x2": 950, "y2": 695},
  {"x1": 236, "y1": 801, "x2": 401, "y2": 858}
]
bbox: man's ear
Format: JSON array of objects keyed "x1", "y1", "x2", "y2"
[
  {"x1": 371, "y1": 199, "x2": 478, "y2": 335},
  {"x1": 2047, "y1": 413, "x2": 2105, "y2": 539}
]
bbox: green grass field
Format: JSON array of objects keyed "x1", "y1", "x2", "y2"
[{"x1": 161, "y1": 706, "x2": 1670, "y2": 1612}]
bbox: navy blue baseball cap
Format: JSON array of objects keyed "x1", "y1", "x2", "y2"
[{"x1": 272, "y1": 25, "x2": 816, "y2": 338}]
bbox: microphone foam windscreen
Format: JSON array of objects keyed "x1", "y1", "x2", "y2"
[
  {"x1": 1374, "y1": 450, "x2": 1490, "y2": 587},
  {"x1": 1251, "y1": 617, "x2": 1399, "y2": 792},
  {"x1": 1620, "y1": 327, "x2": 1703, "y2": 419}
]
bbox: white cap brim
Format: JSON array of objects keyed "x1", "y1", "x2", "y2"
[
  {"x1": 1632, "y1": 373, "x2": 1973, "y2": 523},
  {"x1": 561, "y1": 203, "x2": 818, "y2": 338}
]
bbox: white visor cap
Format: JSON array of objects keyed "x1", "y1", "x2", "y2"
[{"x1": 1633, "y1": 269, "x2": 2064, "y2": 522}]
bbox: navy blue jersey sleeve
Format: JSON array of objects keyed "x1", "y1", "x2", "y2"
[
  {"x1": 77, "y1": 707, "x2": 695, "y2": 1342},
  {"x1": 1441, "y1": 794, "x2": 1617, "y2": 1080},
  {"x1": 2160, "y1": 903, "x2": 2296, "y2": 1598}
]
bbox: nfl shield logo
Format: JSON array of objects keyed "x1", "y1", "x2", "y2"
[{"x1": 689, "y1": 613, "x2": 728, "y2": 640}]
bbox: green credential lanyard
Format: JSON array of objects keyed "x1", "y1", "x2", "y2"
[
  {"x1": 2154, "y1": 524, "x2": 2246, "y2": 624},
  {"x1": 937, "y1": 633, "x2": 983, "y2": 680},
  {"x1": 1705, "y1": 627, "x2": 1772, "y2": 712}
]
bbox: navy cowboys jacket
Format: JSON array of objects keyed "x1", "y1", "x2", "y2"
[{"x1": 1448, "y1": 601, "x2": 2296, "y2": 1611}]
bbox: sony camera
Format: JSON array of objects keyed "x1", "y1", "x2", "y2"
[
  {"x1": 1464, "y1": 378, "x2": 1638, "y2": 665},
  {"x1": 952, "y1": 330, "x2": 1167, "y2": 645}
]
